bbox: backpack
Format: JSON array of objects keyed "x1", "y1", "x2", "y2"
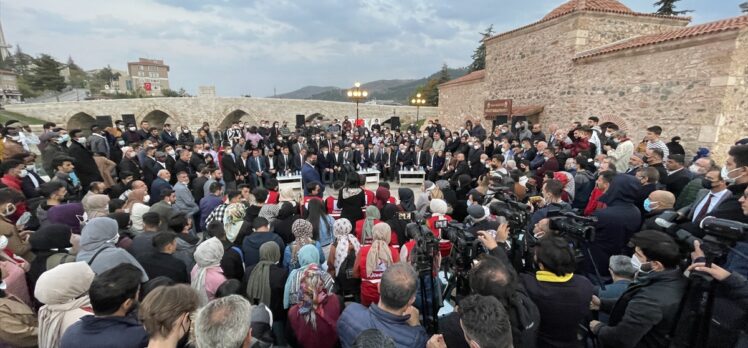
[
  {"x1": 335, "y1": 243, "x2": 360, "y2": 300},
  {"x1": 46, "y1": 253, "x2": 77, "y2": 270}
]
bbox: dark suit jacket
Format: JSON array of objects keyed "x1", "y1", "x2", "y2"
[
  {"x1": 149, "y1": 178, "x2": 172, "y2": 205},
  {"x1": 684, "y1": 188, "x2": 732, "y2": 221},
  {"x1": 318, "y1": 152, "x2": 334, "y2": 171},
  {"x1": 277, "y1": 154, "x2": 293, "y2": 173},
  {"x1": 247, "y1": 156, "x2": 267, "y2": 174},
  {"x1": 221, "y1": 153, "x2": 241, "y2": 182},
  {"x1": 661, "y1": 168, "x2": 691, "y2": 197},
  {"x1": 292, "y1": 154, "x2": 304, "y2": 172},
  {"x1": 174, "y1": 159, "x2": 194, "y2": 180},
  {"x1": 451, "y1": 161, "x2": 470, "y2": 181},
  {"x1": 160, "y1": 131, "x2": 177, "y2": 146},
  {"x1": 399, "y1": 150, "x2": 414, "y2": 167},
  {"x1": 136, "y1": 252, "x2": 189, "y2": 283},
  {"x1": 414, "y1": 151, "x2": 428, "y2": 168}
]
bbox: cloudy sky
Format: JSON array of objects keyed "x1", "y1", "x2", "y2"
[{"x1": 3, "y1": 0, "x2": 743, "y2": 97}]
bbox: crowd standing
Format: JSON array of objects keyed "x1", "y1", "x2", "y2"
[{"x1": 0, "y1": 114, "x2": 746, "y2": 348}]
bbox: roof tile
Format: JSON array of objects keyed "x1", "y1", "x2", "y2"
[{"x1": 439, "y1": 70, "x2": 485, "y2": 87}]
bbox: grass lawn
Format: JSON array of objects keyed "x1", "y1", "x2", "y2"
[{"x1": 0, "y1": 109, "x2": 46, "y2": 125}]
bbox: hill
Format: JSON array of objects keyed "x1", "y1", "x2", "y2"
[{"x1": 273, "y1": 67, "x2": 469, "y2": 104}]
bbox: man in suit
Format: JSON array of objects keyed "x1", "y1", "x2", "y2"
[
  {"x1": 450, "y1": 152, "x2": 470, "y2": 182},
  {"x1": 292, "y1": 148, "x2": 306, "y2": 173},
  {"x1": 414, "y1": 145, "x2": 428, "y2": 170},
  {"x1": 265, "y1": 149, "x2": 278, "y2": 178},
  {"x1": 661, "y1": 154, "x2": 691, "y2": 198},
  {"x1": 291, "y1": 137, "x2": 306, "y2": 157},
  {"x1": 301, "y1": 152, "x2": 323, "y2": 195},
  {"x1": 382, "y1": 145, "x2": 396, "y2": 181},
  {"x1": 367, "y1": 143, "x2": 381, "y2": 170},
  {"x1": 150, "y1": 169, "x2": 173, "y2": 205},
  {"x1": 426, "y1": 148, "x2": 443, "y2": 182},
  {"x1": 141, "y1": 146, "x2": 158, "y2": 187},
  {"x1": 137, "y1": 120, "x2": 150, "y2": 141},
  {"x1": 683, "y1": 169, "x2": 730, "y2": 223},
  {"x1": 173, "y1": 171, "x2": 199, "y2": 223},
  {"x1": 354, "y1": 143, "x2": 367, "y2": 169},
  {"x1": 159, "y1": 123, "x2": 177, "y2": 146},
  {"x1": 220, "y1": 142, "x2": 241, "y2": 191},
  {"x1": 67, "y1": 129, "x2": 104, "y2": 191},
  {"x1": 277, "y1": 147, "x2": 294, "y2": 175},
  {"x1": 88, "y1": 125, "x2": 110, "y2": 157},
  {"x1": 398, "y1": 144, "x2": 414, "y2": 170},
  {"x1": 318, "y1": 144, "x2": 334, "y2": 184},
  {"x1": 342, "y1": 144, "x2": 354, "y2": 166},
  {"x1": 247, "y1": 148, "x2": 270, "y2": 188},
  {"x1": 332, "y1": 144, "x2": 344, "y2": 173},
  {"x1": 174, "y1": 149, "x2": 195, "y2": 181},
  {"x1": 149, "y1": 189, "x2": 176, "y2": 231}
]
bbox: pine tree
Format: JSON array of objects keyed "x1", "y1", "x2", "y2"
[
  {"x1": 29, "y1": 54, "x2": 66, "y2": 92},
  {"x1": 654, "y1": 0, "x2": 692, "y2": 15},
  {"x1": 469, "y1": 24, "x2": 494, "y2": 72},
  {"x1": 66, "y1": 56, "x2": 88, "y2": 88}
]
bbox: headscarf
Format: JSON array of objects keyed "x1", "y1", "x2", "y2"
[
  {"x1": 398, "y1": 188, "x2": 416, "y2": 212},
  {"x1": 191, "y1": 237, "x2": 224, "y2": 305},
  {"x1": 259, "y1": 204, "x2": 281, "y2": 226},
  {"x1": 430, "y1": 199, "x2": 448, "y2": 216},
  {"x1": 246, "y1": 242, "x2": 280, "y2": 306},
  {"x1": 361, "y1": 205, "x2": 380, "y2": 244},
  {"x1": 83, "y1": 194, "x2": 110, "y2": 219},
  {"x1": 333, "y1": 218, "x2": 360, "y2": 277},
  {"x1": 435, "y1": 180, "x2": 451, "y2": 191},
  {"x1": 295, "y1": 264, "x2": 330, "y2": 331},
  {"x1": 375, "y1": 187, "x2": 390, "y2": 210},
  {"x1": 223, "y1": 203, "x2": 246, "y2": 243},
  {"x1": 123, "y1": 188, "x2": 146, "y2": 212},
  {"x1": 283, "y1": 244, "x2": 319, "y2": 308},
  {"x1": 365, "y1": 223, "x2": 393, "y2": 277},
  {"x1": 290, "y1": 219, "x2": 314, "y2": 268},
  {"x1": 279, "y1": 188, "x2": 298, "y2": 203},
  {"x1": 35, "y1": 262, "x2": 95, "y2": 348}
]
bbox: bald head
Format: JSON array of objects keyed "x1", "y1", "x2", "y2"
[
  {"x1": 649, "y1": 190, "x2": 675, "y2": 210},
  {"x1": 130, "y1": 180, "x2": 146, "y2": 191}
]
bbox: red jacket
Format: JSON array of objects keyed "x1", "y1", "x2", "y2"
[{"x1": 584, "y1": 187, "x2": 607, "y2": 216}]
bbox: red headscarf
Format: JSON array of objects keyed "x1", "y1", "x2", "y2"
[{"x1": 375, "y1": 187, "x2": 390, "y2": 210}]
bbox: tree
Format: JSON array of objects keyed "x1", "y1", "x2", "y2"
[
  {"x1": 29, "y1": 54, "x2": 66, "y2": 92},
  {"x1": 469, "y1": 24, "x2": 494, "y2": 72},
  {"x1": 654, "y1": 0, "x2": 692, "y2": 15},
  {"x1": 11, "y1": 44, "x2": 32, "y2": 75},
  {"x1": 161, "y1": 88, "x2": 180, "y2": 97},
  {"x1": 66, "y1": 56, "x2": 88, "y2": 89}
]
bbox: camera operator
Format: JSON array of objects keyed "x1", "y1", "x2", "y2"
[
  {"x1": 587, "y1": 173, "x2": 642, "y2": 278},
  {"x1": 687, "y1": 240, "x2": 748, "y2": 312},
  {"x1": 465, "y1": 204, "x2": 498, "y2": 234},
  {"x1": 709, "y1": 145, "x2": 748, "y2": 276},
  {"x1": 437, "y1": 232, "x2": 541, "y2": 348},
  {"x1": 589, "y1": 230, "x2": 687, "y2": 348},
  {"x1": 530, "y1": 179, "x2": 570, "y2": 225}
]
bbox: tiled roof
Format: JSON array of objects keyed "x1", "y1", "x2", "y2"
[
  {"x1": 575, "y1": 14, "x2": 748, "y2": 60},
  {"x1": 543, "y1": 0, "x2": 634, "y2": 20},
  {"x1": 439, "y1": 70, "x2": 485, "y2": 87},
  {"x1": 485, "y1": 0, "x2": 689, "y2": 43}
]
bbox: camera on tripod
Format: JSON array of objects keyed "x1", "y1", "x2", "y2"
[
  {"x1": 442, "y1": 222, "x2": 483, "y2": 272},
  {"x1": 547, "y1": 210, "x2": 597, "y2": 242},
  {"x1": 405, "y1": 219, "x2": 440, "y2": 274},
  {"x1": 656, "y1": 213, "x2": 748, "y2": 260}
]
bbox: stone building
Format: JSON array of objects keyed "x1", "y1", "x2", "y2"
[
  {"x1": 127, "y1": 58, "x2": 170, "y2": 96},
  {"x1": 0, "y1": 69, "x2": 21, "y2": 104},
  {"x1": 438, "y1": 0, "x2": 748, "y2": 160}
]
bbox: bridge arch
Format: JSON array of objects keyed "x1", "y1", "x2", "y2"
[
  {"x1": 141, "y1": 109, "x2": 174, "y2": 129},
  {"x1": 219, "y1": 109, "x2": 258, "y2": 129},
  {"x1": 67, "y1": 112, "x2": 97, "y2": 135}
]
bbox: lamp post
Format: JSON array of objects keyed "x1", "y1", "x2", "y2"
[
  {"x1": 410, "y1": 92, "x2": 426, "y2": 124},
  {"x1": 346, "y1": 82, "x2": 368, "y2": 122}
]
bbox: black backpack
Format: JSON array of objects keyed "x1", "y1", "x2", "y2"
[{"x1": 335, "y1": 243, "x2": 360, "y2": 301}]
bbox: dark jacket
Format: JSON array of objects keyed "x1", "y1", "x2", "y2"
[
  {"x1": 660, "y1": 168, "x2": 691, "y2": 198},
  {"x1": 60, "y1": 315, "x2": 148, "y2": 348},
  {"x1": 337, "y1": 303, "x2": 429, "y2": 348},
  {"x1": 129, "y1": 231, "x2": 158, "y2": 257},
  {"x1": 242, "y1": 263, "x2": 289, "y2": 321},
  {"x1": 67, "y1": 140, "x2": 103, "y2": 189},
  {"x1": 241, "y1": 232, "x2": 285, "y2": 267},
  {"x1": 149, "y1": 178, "x2": 171, "y2": 205},
  {"x1": 590, "y1": 174, "x2": 642, "y2": 277},
  {"x1": 521, "y1": 273, "x2": 593, "y2": 348},
  {"x1": 597, "y1": 269, "x2": 688, "y2": 348},
  {"x1": 338, "y1": 189, "x2": 365, "y2": 223},
  {"x1": 136, "y1": 251, "x2": 190, "y2": 283},
  {"x1": 220, "y1": 240, "x2": 245, "y2": 281}
]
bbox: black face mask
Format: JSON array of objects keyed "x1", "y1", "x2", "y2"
[{"x1": 701, "y1": 178, "x2": 715, "y2": 190}]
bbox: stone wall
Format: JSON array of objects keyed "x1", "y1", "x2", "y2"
[
  {"x1": 714, "y1": 28, "x2": 748, "y2": 162},
  {"x1": 437, "y1": 78, "x2": 487, "y2": 130},
  {"x1": 5, "y1": 97, "x2": 437, "y2": 131},
  {"x1": 576, "y1": 13, "x2": 688, "y2": 52}
]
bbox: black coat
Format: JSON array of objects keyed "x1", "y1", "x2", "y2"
[
  {"x1": 136, "y1": 251, "x2": 190, "y2": 283},
  {"x1": 221, "y1": 154, "x2": 241, "y2": 183},
  {"x1": 67, "y1": 140, "x2": 103, "y2": 189},
  {"x1": 661, "y1": 168, "x2": 691, "y2": 198},
  {"x1": 598, "y1": 269, "x2": 688, "y2": 348}
]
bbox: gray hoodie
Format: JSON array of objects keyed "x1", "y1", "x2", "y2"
[{"x1": 76, "y1": 217, "x2": 149, "y2": 282}]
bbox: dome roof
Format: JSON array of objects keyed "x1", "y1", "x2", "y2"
[{"x1": 543, "y1": 0, "x2": 635, "y2": 20}]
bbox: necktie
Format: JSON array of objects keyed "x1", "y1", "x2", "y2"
[
  {"x1": 256, "y1": 157, "x2": 261, "y2": 170},
  {"x1": 694, "y1": 193, "x2": 713, "y2": 222}
]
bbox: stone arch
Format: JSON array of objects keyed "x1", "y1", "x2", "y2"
[
  {"x1": 600, "y1": 115, "x2": 631, "y2": 132},
  {"x1": 141, "y1": 109, "x2": 174, "y2": 129},
  {"x1": 67, "y1": 112, "x2": 97, "y2": 135},
  {"x1": 218, "y1": 109, "x2": 256, "y2": 130}
]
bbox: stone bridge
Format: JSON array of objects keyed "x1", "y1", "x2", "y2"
[{"x1": 4, "y1": 96, "x2": 438, "y2": 131}]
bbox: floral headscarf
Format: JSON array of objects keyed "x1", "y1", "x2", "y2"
[{"x1": 290, "y1": 219, "x2": 314, "y2": 268}]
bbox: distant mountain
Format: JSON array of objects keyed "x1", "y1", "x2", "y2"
[
  {"x1": 274, "y1": 85, "x2": 338, "y2": 99},
  {"x1": 272, "y1": 67, "x2": 469, "y2": 104}
]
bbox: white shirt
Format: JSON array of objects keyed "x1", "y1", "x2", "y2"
[{"x1": 691, "y1": 188, "x2": 730, "y2": 222}]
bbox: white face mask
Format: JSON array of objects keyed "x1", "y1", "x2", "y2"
[
  {"x1": 630, "y1": 253, "x2": 652, "y2": 274},
  {"x1": 18, "y1": 169, "x2": 28, "y2": 178},
  {"x1": 109, "y1": 233, "x2": 120, "y2": 245},
  {"x1": 25, "y1": 164, "x2": 35, "y2": 172},
  {"x1": 689, "y1": 164, "x2": 703, "y2": 175},
  {"x1": 128, "y1": 152, "x2": 137, "y2": 159},
  {"x1": 77, "y1": 137, "x2": 86, "y2": 144},
  {"x1": 167, "y1": 149, "x2": 176, "y2": 156},
  {"x1": 129, "y1": 127, "x2": 137, "y2": 131},
  {"x1": 0, "y1": 235, "x2": 7, "y2": 250},
  {"x1": 143, "y1": 195, "x2": 151, "y2": 203},
  {"x1": 722, "y1": 166, "x2": 745, "y2": 184}
]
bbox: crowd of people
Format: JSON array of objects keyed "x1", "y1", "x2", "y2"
[{"x1": 0, "y1": 114, "x2": 746, "y2": 348}]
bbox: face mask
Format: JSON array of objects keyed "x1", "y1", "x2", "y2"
[
  {"x1": 594, "y1": 161, "x2": 601, "y2": 168},
  {"x1": 143, "y1": 195, "x2": 151, "y2": 203},
  {"x1": 25, "y1": 164, "x2": 35, "y2": 172},
  {"x1": 182, "y1": 129, "x2": 190, "y2": 134},
  {"x1": 128, "y1": 152, "x2": 137, "y2": 158},
  {"x1": 630, "y1": 253, "x2": 653, "y2": 274},
  {"x1": 117, "y1": 139, "x2": 126, "y2": 146},
  {"x1": 722, "y1": 166, "x2": 745, "y2": 184},
  {"x1": 167, "y1": 149, "x2": 176, "y2": 156},
  {"x1": 701, "y1": 178, "x2": 715, "y2": 190},
  {"x1": 0, "y1": 235, "x2": 7, "y2": 249},
  {"x1": 643, "y1": 198, "x2": 655, "y2": 212},
  {"x1": 129, "y1": 127, "x2": 136, "y2": 131},
  {"x1": 473, "y1": 145, "x2": 480, "y2": 149},
  {"x1": 688, "y1": 164, "x2": 702, "y2": 175},
  {"x1": 18, "y1": 169, "x2": 28, "y2": 178},
  {"x1": 543, "y1": 156, "x2": 550, "y2": 161},
  {"x1": 605, "y1": 132, "x2": 613, "y2": 137},
  {"x1": 3, "y1": 203, "x2": 16, "y2": 217},
  {"x1": 565, "y1": 163, "x2": 576, "y2": 171},
  {"x1": 77, "y1": 137, "x2": 86, "y2": 144},
  {"x1": 60, "y1": 134, "x2": 71, "y2": 142}
]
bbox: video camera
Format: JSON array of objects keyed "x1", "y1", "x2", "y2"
[
  {"x1": 442, "y1": 222, "x2": 483, "y2": 273},
  {"x1": 406, "y1": 218, "x2": 440, "y2": 275},
  {"x1": 656, "y1": 213, "x2": 748, "y2": 262},
  {"x1": 547, "y1": 210, "x2": 597, "y2": 242}
]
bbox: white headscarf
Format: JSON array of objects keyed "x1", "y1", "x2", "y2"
[
  {"x1": 35, "y1": 262, "x2": 95, "y2": 348},
  {"x1": 191, "y1": 237, "x2": 224, "y2": 305},
  {"x1": 333, "y1": 218, "x2": 360, "y2": 277}
]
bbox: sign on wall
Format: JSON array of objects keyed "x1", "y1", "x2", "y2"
[
  {"x1": 144, "y1": 82, "x2": 152, "y2": 91},
  {"x1": 484, "y1": 99, "x2": 512, "y2": 118}
]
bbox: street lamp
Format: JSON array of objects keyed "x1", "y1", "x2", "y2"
[
  {"x1": 346, "y1": 82, "x2": 368, "y2": 121},
  {"x1": 410, "y1": 92, "x2": 426, "y2": 124}
]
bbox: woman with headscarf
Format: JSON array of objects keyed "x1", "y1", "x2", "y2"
[
  {"x1": 27, "y1": 224, "x2": 74, "y2": 295},
  {"x1": 415, "y1": 181, "x2": 435, "y2": 213},
  {"x1": 355, "y1": 205, "x2": 381, "y2": 244},
  {"x1": 397, "y1": 187, "x2": 416, "y2": 213},
  {"x1": 47, "y1": 202, "x2": 84, "y2": 235},
  {"x1": 306, "y1": 198, "x2": 335, "y2": 257},
  {"x1": 258, "y1": 203, "x2": 281, "y2": 228},
  {"x1": 123, "y1": 189, "x2": 149, "y2": 232},
  {"x1": 288, "y1": 265, "x2": 342, "y2": 348},
  {"x1": 326, "y1": 219, "x2": 361, "y2": 301},
  {"x1": 338, "y1": 176, "x2": 366, "y2": 223},
  {"x1": 82, "y1": 194, "x2": 110, "y2": 221},
  {"x1": 374, "y1": 186, "x2": 393, "y2": 211},
  {"x1": 352, "y1": 223, "x2": 400, "y2": 307},
  {"x1": 34, "y1": 261, "x2": 95, "y2": 348},
  {"x1": 283, "y1": 244, "x2": 335, "y2": 309},
  {"x1": 190, "y1": 237, "x2": 226, "y2": 305},
  {"x1": 0, "y1": 273, "x2": 37, "y2": 348},
  {"x1": 381, "y1": 203, "x2": 408, "y2": 248},
  {"x1": 273, "y1": 202, "x2": 301, "y2": 244},
  {"x1": 223, "y1": 203, "x2": 251, "y2": 245},
  {"x1": 424, "y1": 199, "x2": 453, "y2": 259},
  {"x1": 283, "y1": 220, "x2": 325, "y2": 271},
  {"x1": 245, "y1": 242, "x2": 288, "y2": 329}
]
